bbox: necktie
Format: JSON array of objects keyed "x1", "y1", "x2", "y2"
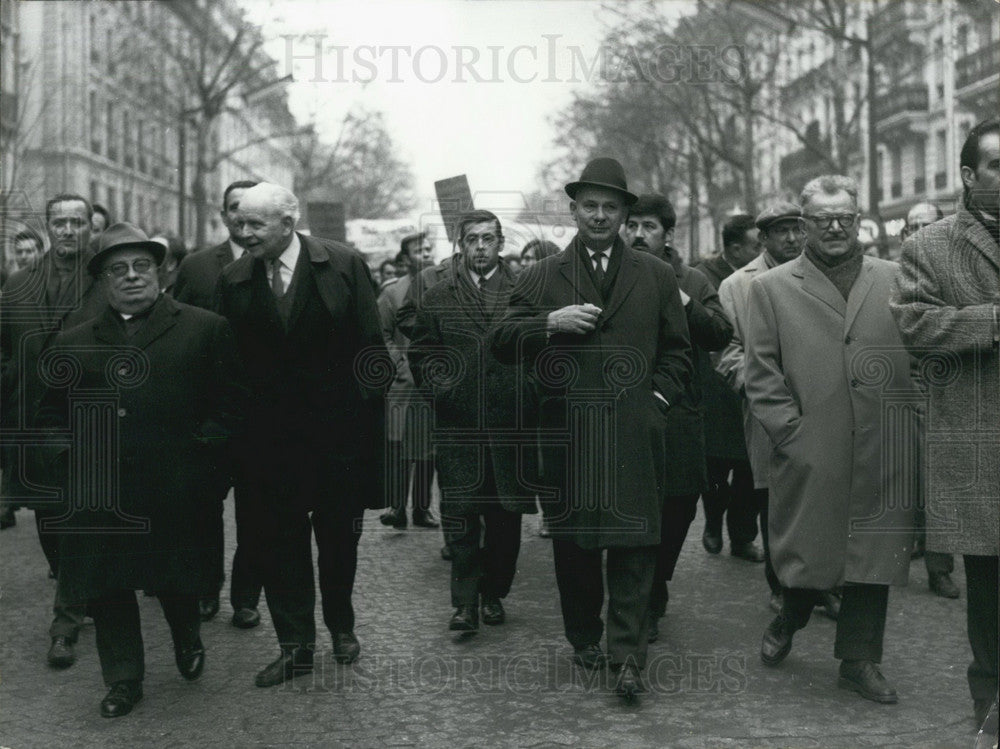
[
  {"x1": 592, "y1": 252, "x2": 606, "y2": 287},
  {"x1": 478, "y1": 275, "x2": 488, "y2": 294},
  {"x1": 270, "y1": 259, "x2": 285, "y2": 297}
]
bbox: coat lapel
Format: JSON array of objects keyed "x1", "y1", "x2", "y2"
[
  {"x1": 601, "y1": 240, "x2": 640, "y2": 321},
  {"x1": 557, "y1": 235, "x2": 604, "y2": 307},
  {"x1": 845, "y1": 259, "x2": 876, "y2": 334},
  {"x1": 92, "y1": 305, "x2": 129, "y2": 345},
  {"x1": 299, "y1": 234, "x2": 342, "y2": 323},
  {"x1": 795, "y1": 254, "x2": 846, "y2": 318},
  {"x1": 129, "y1": 295, "x2": 179, "y2": 350},
  {"x1": 957, "y1": 208, "x2": 1000, "y2": 273}
]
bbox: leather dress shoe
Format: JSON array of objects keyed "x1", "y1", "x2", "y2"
[
  {"x1": 100, "y1": 680, "x2": 143, "y2": 718},
  {"x1": 731, "y1": 542, "x2": 765, "y2": 563},
  {"x1": 647, "y1": 617, "x2": 659, "y2": 643},
  {"x1": 702, "y1": 528, "x2": 723, "y2": 555},
  {"x1": 440, "y1": 545, "x2": 454, "y2": 561},
  {"x1": 174, "y1": 637, "x2": 205, "y2": 681},
  {"x1": 232, "y1": 607, "x2": 261, "y2": 629},
  {"x1": 572, "y1": 643, "x2": 605, "y2": 671},
  {"x1": 613, "y1": 663, "x2": 645, "y2": 701},
  {"x1": 412, "y1": 510, "x2": 439, "y2": 528},
  {"x1": 819, "y1": 590, "x2": 841, "y2": 620},
  {"x1": 838, "y1": 660, "x2": 898, "y2": 704},
  {"x1": 481, "y1": 597, "x2": 505, "y2": 625},
  {"x1": 929, "y1": 572, "x2": 960, "y2": 599},
  {"x1": 760, "y1": 615, "x2": 796, "y2": 666},
  {"x1": 47, "y1": 636, "x2": 75, "y2": 668},
  {"x1": 198, "y1": 596, "x2": 220, "y2": 622},
  {"x1": 332, "y1": 632, "x2": 361, "y2": 664},
  {"x1": 449, "y1": 605, "x2": 479, "y2": 632},
  {"x1": 380, "y1": 508, "x2": 407, "y2": 529},
  {"x1": 254, "y1": 648, "x2": 314, "y2": 688}
]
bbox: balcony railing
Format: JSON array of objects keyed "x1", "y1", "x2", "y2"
[
  {"x1": 874, "y1": 84, "x2": 928, "y2": 122},
  {"x1": 956, "y1": 40, "x2": 1000, "y2": 91}
]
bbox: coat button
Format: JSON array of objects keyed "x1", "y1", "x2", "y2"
[
  {"x1": 844, "y1": 335, "x2": 852, "y2": 344},
  {"x1": 850, "y1": 379, "x2": 859, "y2": 388},
  {"x1": 117, "y1": 407, "x2": 127, "y2": 417}
]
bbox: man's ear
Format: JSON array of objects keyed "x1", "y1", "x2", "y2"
[
  {"x1": 664, "y1": 228, "x2": 675, "y2": 244},
  {"x1": 282, "y1": 215, "x2": 296, "y2": 234},
  {"x1": 960, "y1": 165, "x2": 976, "y2": 192}
]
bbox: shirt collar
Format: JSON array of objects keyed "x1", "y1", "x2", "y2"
[
  {"x1": 274, "y1": 232, "x2": 301, "y2": 270},
  {"x1": 228, "y1": 238, "x2": 247, "y2": 260},
  {"x1": 583, "y1": 245, "x2": 612, "y2": 259},
  {"x1": 469, "y1": 265, "x2": 498, "y2": 286}
]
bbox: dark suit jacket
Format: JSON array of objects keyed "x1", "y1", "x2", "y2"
[
  {"x1": 171, "y1": 241, "x2": 236, "y2": 310},
  {"x1": 695, "y1": 254, "x2": 736, "y2": 291},
  {"x1": 215, "y1": 233, "x2": 390, "y2": 509},
  {"x1": 491, "y1": 235, "x2": 693, "y2": 548},
  {"x1": 33, "y1": 295, "x2": 247, "y2": 599}
]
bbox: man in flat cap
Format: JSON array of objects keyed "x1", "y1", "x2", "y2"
[
  {"x1": 492, "y1": 158, "x2": 692, "y2": 701},
  {"x1": 33, "y1": 223, "x2": 246, "y2": 717}
]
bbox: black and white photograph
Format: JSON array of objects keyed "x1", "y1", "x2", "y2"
[{"x1": 0, "y1": 0, "x2": 997, "y2": 746}]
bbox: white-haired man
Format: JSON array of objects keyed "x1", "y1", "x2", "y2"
[
  {"x1": 744, "y1": 175, "x2": 918, "y2": 703},
  {"x1": 215, "y1": 183, "x2": 389, "y2": 687}
]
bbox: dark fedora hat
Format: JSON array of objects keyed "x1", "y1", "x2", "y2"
[
  {"x1": 87, "y1": 222, "x2": 166, "y2": 276},
  {"x1": 565, "y1": 157, "x2": 638, "y2": 205}
]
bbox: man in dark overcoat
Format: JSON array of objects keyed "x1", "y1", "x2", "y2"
[
  {"x1": 625, "y1": 195, "x2": 732, "y2": 643},
  {"x1": 1, "y1": 194, "x2": 107, "y2": 669},
  {"x1": 172, "y1": 179, "x2": 262, "y2": 628},
  {"x1": 214, "y1": 183, "x2": 389, "y2": 688},
  {"x1": 409, "y1": 210, "x2": 537, "y2": 632},
  {"x1": 34, "y1": 223, "x2": 246, "y2": 717},
  {"x1": 492, "y1": 158, "x2": 692, "y2": 700}
]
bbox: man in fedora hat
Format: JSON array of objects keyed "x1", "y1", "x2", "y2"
[
  {"x1": 1, "y1": 194, "x2": 106, "y2": 671},
  {"x1": 32, "y1": 222, "x2": 246, "y2": 717},
  {"x1": 492, "y1": 157, "x2": 692, "y2": 701}
]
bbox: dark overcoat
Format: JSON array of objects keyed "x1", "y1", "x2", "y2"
[
  {"x1": 1, "y1": 252, "x2": 107, "y2": 507},
  {"x1": 171, "y1": 240, "x2": 236, "y2": 310},
  {"x1": 409, "y1": 262, "x2": 538, "y2": 517},
  {"x1": 491, "y1": 235, "x2": 693, "y2": 549},
  {"x1": 33, "y1": 295, "x2": 246, "y2": 600}
]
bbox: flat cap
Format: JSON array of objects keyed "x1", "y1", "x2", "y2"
[{"x1": 755, "y1": 201, "x2": 802, "y2": 231}]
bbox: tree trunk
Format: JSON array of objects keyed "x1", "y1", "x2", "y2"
[
  {"x1": 742, "y1": 90, "x2": 758, "y2": 216},
  {"x1": 192, "y1": 120, "x2": 209, "y2": 250}
]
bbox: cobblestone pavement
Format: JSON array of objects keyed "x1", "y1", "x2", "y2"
[{"x1": 0, "y1": 492, "x2": 981, "y2": 748}]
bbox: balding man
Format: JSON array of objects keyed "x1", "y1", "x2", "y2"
[
  {"x1": 900, "y1": 202, "x2": 944, "y2": 242},
  {"x1": 215, "y1": 183, "x2": 389, "y2": 687}
]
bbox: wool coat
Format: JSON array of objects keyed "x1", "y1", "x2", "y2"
[
  {"x1": 491, "y1": 235, "x2": 693, "y2": 549},
  {"x1": 744, "y1": 253, "x2": 918, "y2": 588},
  {"x1": 890, "y1": 207, "x2": 999, "y2": 556}
]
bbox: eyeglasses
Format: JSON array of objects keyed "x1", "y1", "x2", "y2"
[
  {"x1": 804, "y1": 213, "x2": 858, "y2": 231},
  {"x1": 103, "y1": 258, "x2": 156, "y2": 277},
  {"x1": 462, "y1": 232, "x2": 499, "y2": 248}
]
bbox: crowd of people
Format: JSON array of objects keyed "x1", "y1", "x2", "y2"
[{"x1": 0, "y1": 118, "x2": 996, "y2": 737}]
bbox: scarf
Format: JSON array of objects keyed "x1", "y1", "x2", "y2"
[{"x1": 804, "y1": 243, "x2": 864, "y2": 301}]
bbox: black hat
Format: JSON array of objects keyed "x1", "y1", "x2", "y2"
[
  {"x1": 87, "y1": 222, "x2": 166, "y2": 276},
  {"x1": 755, "y1": 201, "x2": 803, "y2": 232},
  {"x1": 565, "y1": 157, "x2": 638, "y2": 205}
]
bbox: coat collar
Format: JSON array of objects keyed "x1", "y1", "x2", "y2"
[
  {"x1": 791, "y1": 252, "x2": 847, "y2": 317},
  {"x1": 956, "y1": 207, "x2": 1000, "y2": 272},
  {"x1": 558, "y1": 234, "x2": 638, "y2": 315},
  {"x1": 225, "y1": 232, "x2": 327, "y2": 285},
  {"x1": 445, "y1": 258, "x2": 514, "y2": 331},
  {"x1": 93, "y1": 293, "x2": 180, "y2": 348}
]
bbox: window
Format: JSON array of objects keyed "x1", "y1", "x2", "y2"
[
  {"x1": 89, "y1": 14, "x2": 99, "y2": 64},
  {"x1": 107, "y1": 186, "x2": 117, "y2": 218},
  {"x1": 123, "y1": 110, "x2": 133, "y2": 168},
  {"x1": 137, "y1": 195, "x2": 146, "y2": 228},
  {"x1": 123, "y1": 190, "x2": 132, "y2": 222},
  {"x1": 106, "y1": 27, "x2": 116, "y2": 75},
  {"x1": 136, "y1": 119, "x2": 145, "y2": 173},
  {"x1": 914, "y1": 140, "x2": 926, "y2": 194},
  {"x1": 106, "y1": 102, "x2": 117, "y2": 160},
  {"x1": 89, "y1": 180, "x2": 99, "y2": 206},
  {"x1": 89, "y1": 91, "x2": 101, "y2": 153}
]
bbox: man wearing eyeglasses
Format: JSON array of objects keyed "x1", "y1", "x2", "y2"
[
  {"x1": 1, "y1": 194, "x2": 107, "y2": 672},
  {"x1": 744, "y1": 175, "x2": 918, "y2": 704},
  {"x1": 32, "y1": 222, "x2": 246, "y2": 717}
]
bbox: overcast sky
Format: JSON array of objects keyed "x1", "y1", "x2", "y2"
[{"x1": 244, "y1": 1, "x2": 686, "y2": 214}]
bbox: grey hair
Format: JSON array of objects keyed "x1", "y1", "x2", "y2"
[
  {"x1": 240, "y1": 182, "x2": 301, "y2": 224},
  {"x1": 800, "y1": 175, "x2": 859, "y2": 212}
]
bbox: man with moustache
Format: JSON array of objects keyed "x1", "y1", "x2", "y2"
[
  {"x1": 624, "y1": 194, "x2": 732, "y2": 643},
  {"x1": 744, "y1": 176, "x2": 918, "y2": 703},
  {"x1": 216, "y1": 183, "x2": 388, "y2": 688},
  {"x1": 1, "y1": 194, "x2": 107, "y2": 669},
  {"x1": 172, "y1": 180, "x2": 261, "y2": 627},
  {"x1": 492, "y1": 158, "x2": 692, "y2": 701},
  {"x1": 409, "y1": 210, "x2": 536, "y2": 632},
  {"x1": 33, "y1": 223, "x2": 245, "y2": 717},
  {"x1": 715, "y1": 203, "x2": 808, "y2": 614}
]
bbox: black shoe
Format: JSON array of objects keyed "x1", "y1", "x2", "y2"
[
  {"x1": 100, "y1": 680, "x2": 143, "y2": 718},
  {"x1": 613, "y1": 663, "x2": 645, "y2": 702},
  {"x1": 231, "y1": 607, "x2": 261, "y2": 629},
  {"x1": 481, "y1": 597, "x2": 505, "y2": 625},
  {"x1": 760, "y1": 615, "x2": 795, "y2": 666},
  {"x1": 198, "y1": 596, "x2": 220, "y2": 622},
  {"x1": 572, "y1": 643, "x2": 605, "y2": 671},
  {"x1": 702, "y1": 528, "x2": 722, "y2": 555},
  {"x1": 838, "y1": 660, "x2": 898, "y2": 704},
  {"x1": 647, "y1": 617, "x2": 659, "y2": 643},
  {"x1": 731, "y1": 541, "x2": 765, "y2": 563},
  {"x1": 412, "y1": 510, "x2": 439, "y2": 528},
  {"x1": 254, "y1": 649, "x2": 314, "y2": 688},
  {"x1": 47, "y1": 636, "x2": 75, "y2": 668},
  {"x1": 819, "y1": 590, "x2": 841, "y2": 620},
  {"x1": 929, "y1": 572, "x2": 960, "y2": 599},
  {"x1": 440, "y1": 545, "x2": 454, "y2": 561},
  {"x1": 380, "y1": 509, "x2": 407, "y2": 529},
  {"x1": 449, "y1": 605, "x2": 479, "y2": 632},
  {"x1": 0, "y1": 507, "x2": 15, "y2": 529},
  {"x1": 332, "y1": 632, "x2": 360, "y2": 664},
  {"x1": 174, "y1": 637, "x2": 205, "y2": 681}
]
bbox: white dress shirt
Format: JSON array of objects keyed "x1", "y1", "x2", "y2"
[
  {"x1": 266, "y1": 233, "x2": 300, "y2": 291},
  {"x1": 469, "y1": 265, "x2": 498, "y2": 287}
]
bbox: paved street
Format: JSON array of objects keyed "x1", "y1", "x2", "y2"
[{"x1": 0, "y1": 492, "x2": 981, "y2": 749}]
